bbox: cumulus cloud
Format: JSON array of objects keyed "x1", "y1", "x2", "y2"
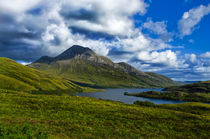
[
  {"x1": 143, "y1": 19, "x2": 168, "y2": 35},
  {"x1": 142, "y1": 19, "x2": 173, "y2": 41},
  {"x1": 0, "y1": 0, "x2": 210, "y2": 81},
  {"x1": 137, "y1": 50, "x2": 178, "y2": 67},
  {"x1": 41, "y1": 23, "x2": 112, "y2": 56},
  {"x1": 185, "y1": 54, "x2": 197, "y2": 64},
  {"x1": 60, "y1": 0, "x2": 148, "y2": 36},
  {"x1": 200, "y1": 52, "x2": 210, "y2": 58},
  {"x1": 178, "y1": 4, "x2": 210, "y2": 37},
  {"x1": 0, "y1": 0, "x2": 41, "y2": 14},
  {"x1": 0, "y1": 0, "x2": 149, "y2": 60},
  {"x1": 146, "y1": 53, "x2": 210, "y2": 81},
  {"x1": 169, "y1": 53, "x2": 210, "y2": 81}
]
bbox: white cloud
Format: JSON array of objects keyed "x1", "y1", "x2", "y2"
[
  {"x1": 17, "y1": 61, "x2": 32, "y2": 65},
  {"x1": 112, "y1": 31, "x2": 172, "y2": 53},
  {"x1": 142, "y1": 19, "x2": 173, "y2": 41},
  {"x1": 137, "y1": 50, "x2": 178, "y2": 67},
  {"x1": 41, "y1": 22, "x2": 111, "y2": 56},
  {"x1": 0, "y1": 0, "x2": 42, "y2": 14},
  {"x1": 185, "y1": 54, "x2": 197, "y2": 63},
  {"x1": 143, "y1": 19, "x2": 168, "y2": 35},
  {"x1": 189, "y1": 39, "x2": 194, "y2": 43},
  {"x1": 21, "y1": 62, "x2": 32, "y2": 65},
  {"x1": 1, "y1": 0, "x2": 210, "y2": 81},
  {"x1": 200, "y1": 52, "x2": 210, "y2": 58},
  {"x1": 178, "y1": 4, "x2": 210, "y2": 37},
  {"x1": 60, "y1": 0, "x2": 148, "y2": 36}
]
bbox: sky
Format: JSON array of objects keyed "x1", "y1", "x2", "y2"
[{"x1": 0, "y1": 0, "x2": 210, "y2": 81}]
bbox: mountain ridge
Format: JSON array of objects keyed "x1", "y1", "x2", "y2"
[{"x1": 30, "y1": 45, "x2": 179, "y2": 88}]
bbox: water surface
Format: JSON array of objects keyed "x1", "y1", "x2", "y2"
[{"x1": 76, "y1": 88, "x2": 185, "y2": 104}]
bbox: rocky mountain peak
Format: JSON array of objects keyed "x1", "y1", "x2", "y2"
[
  {"x1": 34, "y1": 45, "x2": 96, "y2": 63},
  {"x1": 55, "y1": 45, "x2": 95, "y2": 61}
]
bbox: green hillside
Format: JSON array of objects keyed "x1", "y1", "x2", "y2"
[
  {"x1": 0, "y1": 91, "x2": 209, "y2": 138},
  {"x1": 125, "y1": 81, "x2": 210, "y2": 103},
  {"x1": 0, "y1": 57, "x2": 94, "y2": 94},
  {"x1": 29, "y1": 45, "x2": 178, "y2": 88}
]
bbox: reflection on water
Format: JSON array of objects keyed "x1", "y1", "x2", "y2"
[{"x1": 76, "y1": 88, "x2": 185, "y2": 104}]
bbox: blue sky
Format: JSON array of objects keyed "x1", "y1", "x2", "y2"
[
  {"x1": 136, "y1": 0, "x2": 210, "y2": 54},
  {"x1": 0, "y1": 0, "x2": 210, "y2": 81}
]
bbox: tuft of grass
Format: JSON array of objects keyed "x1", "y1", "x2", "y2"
[
  {"x1": 134, "y1": 100, "x2": 156, "y2": 107},
  {"x1": 0, "y1": 123, "x2": 49, "y2": 139}
]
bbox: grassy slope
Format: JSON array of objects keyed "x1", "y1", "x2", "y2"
[
  {"x1": 125, "y1": 81, "x2": 210, "y2": 103},
  {"x1": 0, "y1": 91, "x2": 209, "y2": 138},
  {"x1": 0, "y1": 57, "x2": 97, "y2": 94},
  {"x1": 30, "y1": 59, "x2": 177, "y2": 88}
]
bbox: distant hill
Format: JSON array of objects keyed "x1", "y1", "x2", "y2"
[
  {"x1": 164, "y1": 80, "x2": 210, "y2": 93},
  {"x1": 183, "y1": 81, "x2": 201, "y2": 84},
  {"x1": 126, "y1": 80, "x2": 210, "y2": 103},
  {"x1": 0, "y1": 57, "x2": 91, "y2": 94},
  {"x1": 177, "y1": 81, "x2": 201, "y2": 84},
  {"x1": 29, "y1": 45, "x2": 178, "y2": 88}
]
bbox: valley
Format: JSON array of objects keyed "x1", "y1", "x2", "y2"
[
  {"x1": 0, "y1": 45, "x2": 209, "y2": 138},
  {"x1": 1, "y1": 0, "x2": 210, "y2": 138}
]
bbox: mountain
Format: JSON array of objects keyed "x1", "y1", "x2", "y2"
[
  {"x1": 29, "y1": 45, "x2": 179, "y2": 88},
  {"x1": 0, "y1": 57, "x2": 92, "y2": 94}
]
